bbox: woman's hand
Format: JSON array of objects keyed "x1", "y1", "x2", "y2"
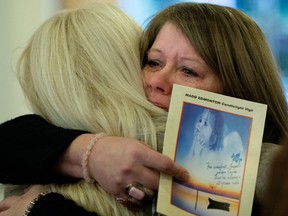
[
  {"x1": 58, "y1": 134, "x2": 190, "y2": 202},
  {"x1": 0, "y1": 185, "x2": 46, "y2": 216},
  {"x1": 90, "y1": 136, "x2": 190, "y2": 198}
]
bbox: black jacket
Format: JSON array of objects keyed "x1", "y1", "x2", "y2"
[{"x1": 0, "y1": 114, "x2": 97, "y2": 215}]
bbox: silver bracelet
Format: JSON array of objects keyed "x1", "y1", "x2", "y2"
[{"x1": 24, "y1": 192, "x2": 49, "y2": 216}]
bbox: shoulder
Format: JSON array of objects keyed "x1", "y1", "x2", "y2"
[{"x1": 255, "y1": 142, "x2": 281, "y2": 208}]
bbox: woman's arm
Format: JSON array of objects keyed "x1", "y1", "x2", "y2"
[
  {"x1": 0, "y1": 114, "x2": 190, "y2": 200},
  {"x1": 0, "y1": 114, "x2": 87, "y2": 184},
  {"x1": 0, "y1": 185, "x2": 97, "y2": 216},
  {"x1": 57, "y1": 133, "x2": 190, "y2": 199}
]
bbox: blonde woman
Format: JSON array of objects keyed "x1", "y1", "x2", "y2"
[
  {"x1": 1, "y1": 2, "x2": 189, "y2": 216},
  {"x1": 1, "y1": 2, "x2": 288, "y2": 215}
]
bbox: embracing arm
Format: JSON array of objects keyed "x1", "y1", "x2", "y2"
[
  {"x1": 0, "y1": 185, "x2": 98, "y2": 216},
  {"x1": 0, "y1": 114, "x2": 190, "y2": 200},
  {"x1": 0, "y1": 114, "x2": 87, "y2": 184}
]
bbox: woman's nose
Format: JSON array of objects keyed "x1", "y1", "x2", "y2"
[
  {"x1": 147, "y1": 70, "x2": 173, "y2": 95},
  {"x1": 196, "y1": 122, "x2": 203, "y2": 129}
]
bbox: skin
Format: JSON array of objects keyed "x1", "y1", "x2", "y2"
[
  {"x1": 143, "y1": 22, "x2": 223, "y2": 111},
  {"x1": 195, "y1": 110, "x2": 214, "y2": 154},
  {"x1": 0, "y1": 185, "x2": 46, "y2": 216},
  {"x1": 0, "y1": 22, "x2": 223, "y2": 215}
]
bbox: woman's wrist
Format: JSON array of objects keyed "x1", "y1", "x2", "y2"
[
  {"x1": 81, "y1": 132, "x2": 107, "y2": 182},
  {"x1": 56, "y1": 133, "x2": 96, "y2": 178}
]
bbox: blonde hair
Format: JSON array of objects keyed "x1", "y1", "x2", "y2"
[
  {"x1": 140, "y1": 3, "x2": 288, "y2": 143},
  {"x1": 17, "y1": 2, "x2": 166, "y2": 215}
]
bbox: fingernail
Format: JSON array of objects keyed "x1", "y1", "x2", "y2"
[{"x1": 128, "y1": 187, "x2": 145, "y2": 200}]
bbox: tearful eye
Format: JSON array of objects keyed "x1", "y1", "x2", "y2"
[
  {"x1": 147, "y1": 60, "x2": 160, "y2": 67},
  {"x1": 182, "y1": 67, "x2": 199, "y2": 77}
]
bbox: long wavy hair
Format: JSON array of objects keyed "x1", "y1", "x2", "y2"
[
  {"x1": 17, "y1": 2, "x2": 166, "y2": 216},
  {"x1": 140, "y1": 2, "x2": 288, "y2": 144}
]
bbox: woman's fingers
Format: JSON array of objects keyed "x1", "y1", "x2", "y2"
[
  {"x1": 138, "y1": 147, "x2": 190, "y2": 182},
  {"x1": 88, "y1": 136, "x2": 189, "y2": 203}
]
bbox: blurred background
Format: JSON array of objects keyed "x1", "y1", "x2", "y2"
[{"x1": 1, "y1": 0, "x2": 287, "y2": 124}]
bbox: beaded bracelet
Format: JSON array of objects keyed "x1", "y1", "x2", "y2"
[
  {"x1": 24, "y1": 192, "x2": 49, "y2": 216},
  {"x1": 81, "y1": 132, "x2": 107, "y2": 182}
]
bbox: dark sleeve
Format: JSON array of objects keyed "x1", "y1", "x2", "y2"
[
  {"x1": 0, "y1": 114, "x2": 88, "y2": 184},
  {"x1": 29, "y1": 193, "x2": 98, "y2": 216}
]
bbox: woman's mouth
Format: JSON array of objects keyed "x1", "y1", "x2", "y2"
[{"x1": 149, "y1": 100, "x2": 168, "y2": 111}]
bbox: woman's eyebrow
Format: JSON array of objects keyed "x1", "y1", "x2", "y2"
[{"x1": 147, "y1": 48, "x2": 162, "y2": 54}]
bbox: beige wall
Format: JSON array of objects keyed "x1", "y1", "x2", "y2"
[
  {"x1": 0, "y1": 0, "x2": 117, "y2": 124},
  {"x1": 0, "y1": 0, "x2": 60, "y2": 200},
  {"x1": 61, "y1": 0, "x2": 116, "y2": 9},
  {"x1": 0, "y1": 0, "x2": 60, "y2": 123}
]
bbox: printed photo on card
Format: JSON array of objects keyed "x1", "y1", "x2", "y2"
[{"x1": 157, "y1": 84, "x2": 267, "y2": 216}]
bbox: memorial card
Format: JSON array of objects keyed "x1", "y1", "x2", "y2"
[{"x1": 157, "y1": 84, "x2": 267, "y2": 216}]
